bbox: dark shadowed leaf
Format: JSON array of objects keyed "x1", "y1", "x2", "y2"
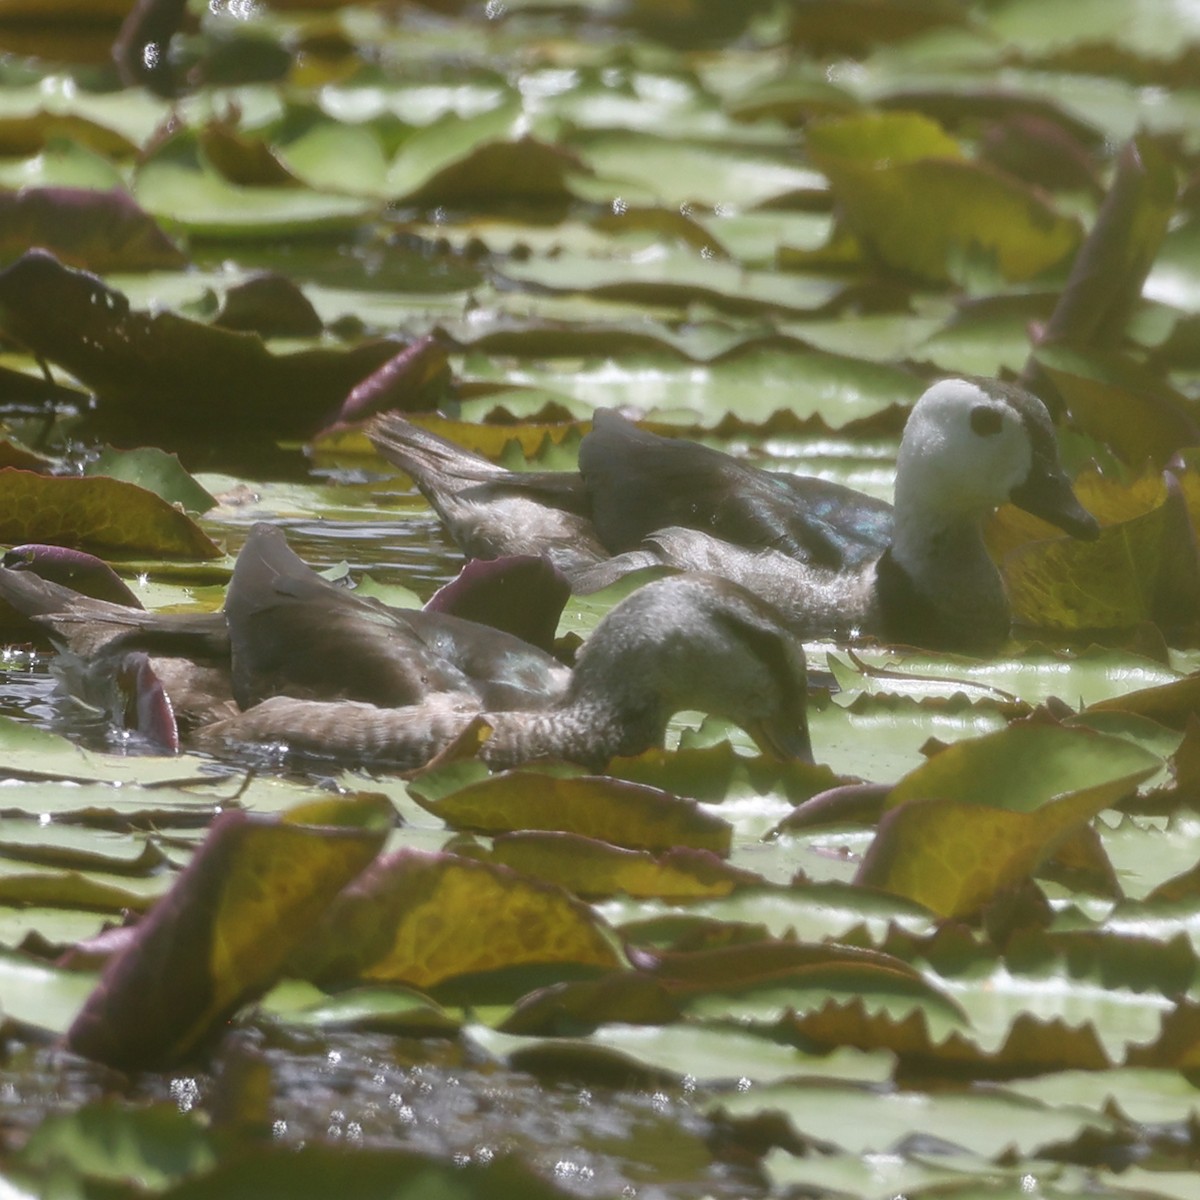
[
  {"x1": 0, "y1": 250, "x2": 406, "y2": 451},
  {"x1": 0, "y1": 186, "x2": 186, "y2": 271},
  {"x1": 211, "y1": 271, "x2": 324, "y2": 338},
  {"x1": 332, "y1": 335, "x2": 452, "y2": 426}
]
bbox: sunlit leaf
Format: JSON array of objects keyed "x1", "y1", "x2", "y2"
[
  {"x1": 86, "y1": 446, "x2": 216, "y2": 515},
  {"x1": 0, "y1": 468, "x2": 220, "y2": 558},
  {"x1": 289, "y1": 849, "x2": 623, "y2": 990},
  {"x1": 806, "y1": 111, "x2": 1080, "y2": 282},
  {"x1": 858, "y1": 723, "x2": 1161, "y2": 917},
  {"x1": 468, "y1": 831, "x2": 760, "y2": 899},
  {"x1": 410, "y1": 771, "x2": 733, "y2": 854},
  {"x1": 64, "y1": 794, "x2": 391, "y2": 1068},
  {"x1": 993, "y1": 468, "x2": 1200, "y2": 638}
]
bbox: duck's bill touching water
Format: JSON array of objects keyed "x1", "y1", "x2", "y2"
[{"x1": 0, "y1": 529, "x2": 813, "y2": 772}]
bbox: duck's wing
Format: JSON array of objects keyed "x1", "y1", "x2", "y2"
[
  {"x1": 225, "y1": 523, "x2": 473, "y2": 709},
  {"x1": 369, "y1": 414, "x2": 610, "y2": 575},
  {"x1": 645, "y1": 527, "x2": 878, "y2": 640},
  {"x1": 579, "y1": 410, "x2": 893, "y2": 569},
  {"x1": 226, "y1": 524, "x2": 570, "y2": 713}
]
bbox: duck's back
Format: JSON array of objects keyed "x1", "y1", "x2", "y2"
[
  {"x1": 579, "y1": 410, "x2": 892, "y2": 570},
  {"x1": 225, "y1": 524, "x2": 569, "y2": 713}
]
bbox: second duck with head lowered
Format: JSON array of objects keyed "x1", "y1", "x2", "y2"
[
  {"x1": 0, "y1": 524, "x2": 812, "y2": 770},
  {"x1": 370, "y1": 377, "x2": 1100, "y2": 654}
]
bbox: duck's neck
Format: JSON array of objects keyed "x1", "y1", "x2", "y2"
[
  {"x1": 884, "y1": 496, "x2": 1009, "y2": 651},
  {"x1": 480, "y1": 695, "x2": 658, "y2": 771}
]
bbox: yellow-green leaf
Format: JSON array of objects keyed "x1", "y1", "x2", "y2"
[{"x1": 290, "y1": 849, "x2": 623, "y2": 989}]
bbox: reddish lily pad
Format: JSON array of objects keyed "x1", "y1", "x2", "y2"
[
  {"x1": 3, "y1": 544, "x2": 142, "y2": 606},
  {"x1": 424, "y1": 555, "x2": 570, "y2": 654},
  {"x1": 0, "y1": 250, "x2": 406, "y2": 453},
  {"x1": 0, "y1": 186, "x2": 186, "y2": 272}
]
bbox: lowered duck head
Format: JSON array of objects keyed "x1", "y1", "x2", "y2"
[{"x1": 558, "y1": 572, "x2": 812, "y2": 765}]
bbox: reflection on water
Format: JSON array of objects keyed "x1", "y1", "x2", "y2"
[
  {"x1": 0, "y1": 1030, "x2": 769, "y2": 1200},
  {"x1": 207, "y1": 513, "x2": 468, "y2": 601}
]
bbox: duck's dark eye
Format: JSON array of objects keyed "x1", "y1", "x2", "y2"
[{"x1": 970, "y1": 405, "x2": 1004, "y2": 437}]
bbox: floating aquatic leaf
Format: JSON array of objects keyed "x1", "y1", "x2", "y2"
[
  {"x1": 86, "y1": 445, "x2": 216, "y2": 515},
  {"x1": 470, "y1": 832, "x2": 761, "y2": 899},
  {"x1": 0, "y1": 468, "x2": 220, "y2": 558},
  {"x1": 424, "y1": 554, "x2": 570, "y2": 654},
  {"x1": 1032, "y1": 343, "x2": 1200, "y2": 466},
  {"x1": 857, "y1": 724, "x2": 1161, "y2": 917},
  {"x1": 16, "y1": 1101, "x2": 216, "y2": 1189},
  {"x1": 290, "y1": 848, "x2": 622, "y2": 990},
  {"x1": 0, "y1": 250, "x2": 405, "y2": 453},
  {"x1": 0, "y1": 186, "x2": 186, "y2": 271},
  {"x1": 3, "y1": 543, "x2": 142, "y2": 607},
  {"x1": 806, "y1": 111, "x2": 1080, "y2": 283},
  {"x1": 64, "y1": 794, "x2": 391, "y2": 1069},
  {"x1": 211, "y1": 271, "x2": 323, "y2": 338},
  {"x1": 410, "y1": 771, "x2": 733, "y2": 854},
  {"x1": 387, "y1": 104, "x2": 582, "y2": 205},
  {"x1": 994, "y1": 468, "x2": 1200, "y2": 639}
]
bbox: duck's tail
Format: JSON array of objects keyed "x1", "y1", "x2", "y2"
[
  {"x1": 368, "y1": 414, "x2": 507, "y2": 499},
  {"x1": 0, "y1": 566, "x2": 226, "y2": 660}
]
